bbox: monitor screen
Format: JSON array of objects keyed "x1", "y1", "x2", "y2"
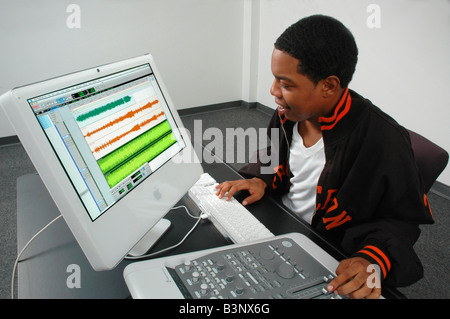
[
  {"x1": 1, "y1": 55, "x2": 203, "y2": 270},
  {"x1": 28, "y1": 63, "x2": 185, "y2": 221}
]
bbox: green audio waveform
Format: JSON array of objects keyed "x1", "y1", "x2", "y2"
[
  {"x1": 97, "y1": 120, "x2": 172, "y2": 174},
  {"x1": 104, "y1": 132, "x2": 177, "y2": 188},
  {"x1": 76, "y1": 95, "x2": 132, "y2": 122}
]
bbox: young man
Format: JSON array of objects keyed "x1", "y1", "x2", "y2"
[{"x1": 215, "y1": 15, "x2": 434, "y2": 299}]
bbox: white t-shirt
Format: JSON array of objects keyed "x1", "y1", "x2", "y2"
[{"x1": 281, "y1": 122, "x2": 326, "y2": 224}]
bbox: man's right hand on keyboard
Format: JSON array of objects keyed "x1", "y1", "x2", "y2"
[{"x1": 215, "y1": 177, "x2": 267, "y2": 206}]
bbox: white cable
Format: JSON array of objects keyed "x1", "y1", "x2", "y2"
[
  {"x1": 125, "y1": 217, "x2": 202, "y2": 260},
  {"x1": 171, "y1": 205, "x2": 201, "y2": 219},
  {"x1": 11, "y1": 214, "x2": 63, "y2": 299}
]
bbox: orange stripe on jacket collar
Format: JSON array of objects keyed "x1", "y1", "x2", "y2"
[{"x1": 319, "y1": 87, "x2": 351, "y2": 131}]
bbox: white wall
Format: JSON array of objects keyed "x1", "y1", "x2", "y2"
[
  {"x1": 1, "y1": 0, "x2": 449, "y2": 185},
  {"x1": 253, "y1": 0, "x2": 450, "y2": 185},
  {"x1": 0, "y1": 0, "x2": 244, "y2": 136}
]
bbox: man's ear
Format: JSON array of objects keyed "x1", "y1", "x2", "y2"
[{"x1": 322, "y1": 76, "x2": 341, "y2": 98}]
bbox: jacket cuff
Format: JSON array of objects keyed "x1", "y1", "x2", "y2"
[{"x1": 352, "y1": 244, "x2": 392, "y2": 280}]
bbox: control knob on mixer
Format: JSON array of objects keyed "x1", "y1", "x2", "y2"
[
  {"x1": 200, "y1": 283, "x2": 208, "y2": 295},
  {"x1": 184, "y1": 261, "x2": 192, "y2": 271},
  {"x1": 225, "y1": 273, "x2": 235, "y2": 283},
  {"x1": 276, "y1": 262, "x2": 295, "y2": 279},
  {"x1": 192, "y1": 271, "x2": 200, "y2": 283},
  {"x1": 216, "y1": 261, "x2": 225, "y2": 271},
  {"x1": 235, "y1": 284, "x2": 245, "y2": 295}
]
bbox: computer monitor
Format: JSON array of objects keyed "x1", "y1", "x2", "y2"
[{"x1": 1, "y1": 54, "x2": 203, "y2": 270}]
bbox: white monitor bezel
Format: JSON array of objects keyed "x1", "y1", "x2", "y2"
[{"x1": 1, "y1": 54, "x2": 203, "y2": 270}]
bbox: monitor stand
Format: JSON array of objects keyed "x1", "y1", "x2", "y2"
[{"x1": 127, "y1": 218, "x2": 171, "y2": 257}]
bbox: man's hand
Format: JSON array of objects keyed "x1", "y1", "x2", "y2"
[
  {"x1": 215, "y1": 178, "x2": 267, "y2": 206},
  {"x1": 327, "y1": 257, "x2": 382, "y2": 299}
]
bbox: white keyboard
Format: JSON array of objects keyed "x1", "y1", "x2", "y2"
[{"x1": 188, "y1": 173, "x2": 274, "y2": 244}]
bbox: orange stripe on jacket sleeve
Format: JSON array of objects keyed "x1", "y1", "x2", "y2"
[
  {"x1": 365, "y1": 245, "x2": 391, "y2": 272},
  {"x1": 358, "y1": 249, "x2": 388, "y2": 279}
]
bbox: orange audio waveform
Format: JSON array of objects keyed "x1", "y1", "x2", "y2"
[
  {"x1": 93, "y1": 111, "x2": 165, "y2": 154},
  {"x1": 84, "y1": 99, "x2": 159, "y2": 138}
]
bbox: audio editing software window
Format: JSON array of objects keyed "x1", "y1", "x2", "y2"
[{"x1": 28, "y1": 65, "x2": 185, "y2": 220}]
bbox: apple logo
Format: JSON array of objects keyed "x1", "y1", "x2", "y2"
[{"x1": 153, "y1": 187, "x2": 162, "y2": 201}]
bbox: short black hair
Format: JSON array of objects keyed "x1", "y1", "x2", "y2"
[{"x1": 275, "y1": 15, "x2": 358, "y2": 88}]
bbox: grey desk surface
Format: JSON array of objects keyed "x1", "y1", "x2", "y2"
[
  {"x1": 16, "y1": 159, "x2": 403, "y2": 299},
  {"x1": 16, "y1": 161, "x2": 236, "y2": 298}
]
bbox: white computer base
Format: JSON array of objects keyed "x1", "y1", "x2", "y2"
[{"x1": 127, "y1": 218, "x2": 171, "y2": 257}]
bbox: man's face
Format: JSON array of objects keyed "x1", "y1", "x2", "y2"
[{"x1": 270, "y1": 48, "x2": 326, "y2": 123}]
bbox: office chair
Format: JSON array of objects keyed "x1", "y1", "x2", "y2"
[{"x1": 407, "y1": 129, "x2": 449, "y2": 193}]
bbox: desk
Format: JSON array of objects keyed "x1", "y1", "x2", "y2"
[{"x1": 16, "y1": 151, "x2": 404, "y2": 299}]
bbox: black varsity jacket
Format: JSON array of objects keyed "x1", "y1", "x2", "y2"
[{"x1": 239, "y1": 88, "x2": 434, "y2": 287}]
